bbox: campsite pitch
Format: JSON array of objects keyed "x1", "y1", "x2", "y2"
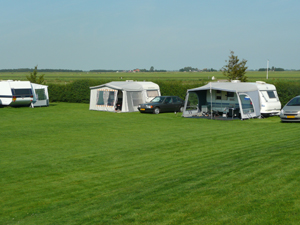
[{"x1": 1, "y1": 103, "x2": 300, "y2": 224}]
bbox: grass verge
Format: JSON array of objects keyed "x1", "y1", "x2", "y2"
[{"x1": 1, "y1": 103, "x2": 300, "y2": 224}]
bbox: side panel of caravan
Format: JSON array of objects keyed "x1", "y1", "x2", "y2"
[
  {"x1": 0, "y1": 82, "x2": 13, "y2": 105},
  {"x1": 0, "y1": 81, "x2": 33, "y2": 106},
  {"x1": 205, "y1": 90, "x2": 240, "y2": 112}
]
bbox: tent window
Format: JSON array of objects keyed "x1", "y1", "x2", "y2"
[
  {"x1": 186, "y1": 92, "x2": 198, "y2": 111},
  {"x1": 107, "y1": 91, "x2": 115, "y2": 106},
  {"x1": 147, "y1": 90, "x2": 159, "y2": 97},
  {"x1": 131, "y1": 92, "x2": 143, "y2": 106},
  {"x1": 239, "y1": 94, "x2": 254, "y2": 114},
  {"x1": 97, "y1": 90, "x2": 116, "y2": 106},
  {"x1": 35, "y1": 89, "x2": 46, "y2": 100},
  {"x1": 97, "y1": 91, "x2": 104, "y2": 105}
]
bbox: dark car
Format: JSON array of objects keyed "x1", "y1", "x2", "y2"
[{"x1": 138, "y1": 96, "x2": 184, "y2": 114}]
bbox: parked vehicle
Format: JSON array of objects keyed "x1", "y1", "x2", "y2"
[
  {"x1": 0, "y1": 80, "x2": 33, "y2": 106},
  {"x1": 138, "y1": 96, "x2": 184, "y2": 114},
  {"x1": 255, "y1": 81, "x2": 281, "y2": 116},
  {"x1": 183, "y1": 80, "x2": 281, "y2": 119},
  {"x1": 280, "y1": 96, "x2": 300, "y2": 122}
]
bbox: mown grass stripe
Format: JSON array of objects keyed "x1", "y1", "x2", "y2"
[{"x1": 1, "y1": 103, "x2": 300, "y2": 224}]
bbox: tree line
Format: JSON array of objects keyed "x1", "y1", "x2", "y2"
[
  {"x1": 0, "y1": 68, "x2": 84, "y2": 73},
  {"x1": 0, "y1": 63, "x2": 296, "y2": 74},
  {"x1": 258, "y1": 67, "x2": 285, "y2": 71}
]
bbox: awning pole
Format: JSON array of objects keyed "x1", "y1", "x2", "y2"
[{"x1": 210, "y1": 82, "x2": 212, "y2": 120}]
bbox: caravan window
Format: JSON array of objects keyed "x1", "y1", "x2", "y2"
[
  {"x1": 227, "y1": 92, "x2": 234, "y2": 98},
  {"x1": 12, "y1": 89, "x2": 32, "y2": 96},
  {"x1": 147, "y1": 90, "x2": 159, "y2": 97},
  {"x1": 35, "y1": 89, "x2": 46, "y2": 100},
  {"x1": 215, "y1": 90, "x2": 222, "y2": 100},
  {"x1": 267, "y1": 91, "x2": 276, "y2": 99}
]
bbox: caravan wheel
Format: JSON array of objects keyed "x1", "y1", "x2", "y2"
[{"x1": 154, "y1": 107, "x2": 160, "y2": 114}]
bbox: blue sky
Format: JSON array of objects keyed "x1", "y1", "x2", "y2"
[{"x1": 1, "y1": 0, "x2": 299, "y2": 70}]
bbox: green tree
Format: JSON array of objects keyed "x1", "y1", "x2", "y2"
[
  {"x1": 26, "y1": 66, "x2": 45, "y2": 84},
  {"x1": 222, "y1": 51, "x2": 248, "y2": 82},
  {"x1": 149, "y1": 66, "x2": 154, "y2": 72},
  {"x1": 179, "y1": 66, "x2": 198, "y2": 72}
]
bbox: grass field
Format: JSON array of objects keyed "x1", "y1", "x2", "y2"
[
  {"x1": 1, "y1": 71, "x2": 300, "y2": 84},
  {"x1": 1, "y1": 103, "x2": 300, "y2": 224}
]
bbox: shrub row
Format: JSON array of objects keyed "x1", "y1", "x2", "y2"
[
  {"x1": 268, "y1": 80, "x2": 300, "y2": 106},
  {"x1": 48, "y1": 79, "x2": 112, "y2": 104},
  {"x1": 48, "y1": 79, "x2": 300, "y2": 107},
  {"x1": 48, "y1": 79, "x2": 206, "y2": 103}
]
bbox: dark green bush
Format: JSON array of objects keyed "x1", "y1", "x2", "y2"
[
  {"x1": 48, "y1": 79, "x2": 112, "y2": 103},
  {"x1": 48, "y1": 79, "x2": 207, "y2": 103},
  {"x1": 154, "y1": 80, "x2": 206, "y2": 100},
  {"x1": 268, "y1": 80, "x2": 300, "y2": 106}
]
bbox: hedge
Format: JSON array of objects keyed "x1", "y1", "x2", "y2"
[
  {"x1": 48, "y1": 79, "x2": 300, "y2": 107},
  {"x1": 48, "y1": 79, "x2": 206, "y2": 103}
]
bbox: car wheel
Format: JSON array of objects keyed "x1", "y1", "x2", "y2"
[
  {"x1": 154, "y1": 107, "x2": 160, "y2": 114},
  {"x1": 179, "y1": 106, "x2": 184, "y2": 112}
]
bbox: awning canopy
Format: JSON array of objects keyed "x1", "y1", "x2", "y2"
[
  {"x1": 90, "y1": 81, "x2": 145, "y2": 91},
  {"x1": 183, "y1": 82, "x2": 261, "y2": 119},
  {"x1": 188, "y1": 82, "x2": 259, "y2": 93}
]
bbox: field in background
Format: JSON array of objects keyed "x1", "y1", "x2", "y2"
[
  {"x1": 1, "y1": 71, "x2": 300, "y2": 84},
  {"x1": 1, "y1": 103, "x2": 300, "y2": 224}
]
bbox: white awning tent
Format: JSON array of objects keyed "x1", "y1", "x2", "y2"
[
  {"x1": 182, "y1": 81, "x2": 261, "y2": 119},
  {"x1": 30, "y1": 83, "x2": 49, "y2": 107},
  {"x1": 89, "y1": 81, "x2": 160, "y2": 112}
]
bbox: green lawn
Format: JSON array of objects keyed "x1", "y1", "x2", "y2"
[
  {"x1": 1, "y1": 103, "x2": 300, "y2": 224},
  {"x1": 1, "y1": 71, "x2": 300, "y2": 84}
]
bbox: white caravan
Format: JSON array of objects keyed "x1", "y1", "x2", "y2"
[
  {"x1": 202, "y1": 81, "x2": 281, "y2": 116},
  {"x1": 0, "y1": 80, "x2": 33, "y2": 106},
  {"x1": 254, "y1": 81, "x2": 281, "y2": 116},
  {"x1": 183, "y1": 80, "x2": 281, "y2": 119}
]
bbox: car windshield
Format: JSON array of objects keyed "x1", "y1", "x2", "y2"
[
  {"x1": 287, "y1": 97, "x2": 300, "y2": 106},
  {"x1": 151, "y1": 96, "x2": 165, "y2": 103}
]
